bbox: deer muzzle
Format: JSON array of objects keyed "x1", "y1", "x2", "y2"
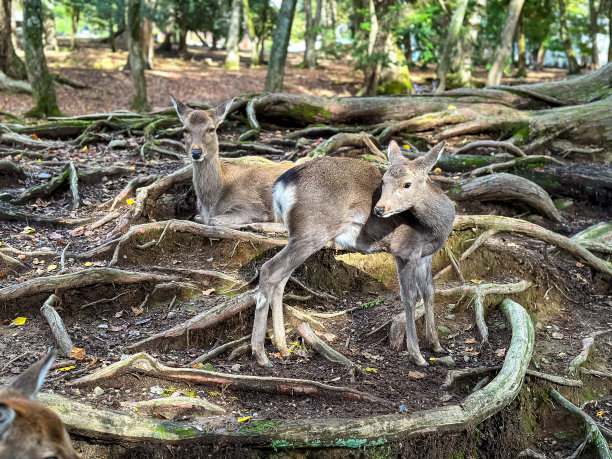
[
  {"x1": 191, "y1": 149, "x2": 203, "y2": 160},
  {"x1": 373, "y1": 205, "x2": 387, "y2": 217}
]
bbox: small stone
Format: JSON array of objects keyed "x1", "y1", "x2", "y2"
[
  {"x1": 432, "y1": 355, "x2": 455, "y2": 367},
  {"x1": 108, "y1": 139, "x2": 129, "y2": 149},
  {"x1": 101, "y1": 176, "x2": 108, "y2": 182},
  {"x1": 97, "y1": 324, "x2": 108, "y2": 329},
  {"x1": 445, "y1": 314, "x2": 455, "y2": 320},
  {"x1": 551, "y1": 332, "x2": 564, "y2": 339},
  {"x1": 149, "y1": 385, "x2": 164, "y2": 395},
  {"x1": 535, "y1": 322, "x2": 543, "y2": 330},
  {"x1": 541, "y1": 357, "x2": 550, "y2": 364},
  {"x1": 231, "y1": 364, "x2": 241, "y2": 372},
  {"x1": 446, "y1": 303, "x2": 456, "y2": 311},
  {"x1": 37, "y1": 172, "x2": 52, "y2": 180},
  {"x1": 166, "y1": 311, "x2": 177, "y2": 319},
  {"x1": 92, "y1": 386, "x2": 104, "y2": 397},
  {"x1": 437, "y1": 325, "x2": 452, "y2": 339}
]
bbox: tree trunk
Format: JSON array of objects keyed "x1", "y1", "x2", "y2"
[
  {"x1": 22, "y1": 0, "x2": 61, "y2": 117},
  {"x1": 160, "y1": 31, "x2": 171, "y2": 53},
  {"x1": 453, "y1": 0, "x2": 486, "y2": 87},
  {"x1": 257, "y1": 0, "x2": 269, "y2": 64},
  {"x1": 609, "y1": 1, "x2": 612, "y2": 64},
  {"x1": 127, "y1": 0, "x2": 149, "y2": 112},
  {"x1": 69, "y1": 6, "x2": 79, "y2": 50},
  {"x1": 264, "y1": 0, "x2": 297, "y2": 92},
  {"x1": 435, "y1": 0, "x2": 469, "y2": 92},
  {"x1": 109, "y1": 15, "x2": 116, "y2": 52},
  {"x1": 558, "y1": 0, "x2": 580, "y2": 74},
  {"x1": 242, "y1": 0, "x2": 259, "y2": 67},
  {"x1": 176, "y1": 10, "x2": 187, "y2": 57},
  {"x1": 42, "y1": 0, "x2": 58, "y2": 52},
  {"x1": 142, "y1": 17, "x2": 154, "y2": 69},
  {"x1": 487, "y1": 0, "x2": 525, "y2": 86},
  {"x1": 303, "y1": 0, "x2": 322, "y2": 69},
  {"x1": 516, "y1": 14, "x2": 527, "y2": 78},
  {"x1": 225, "y1": 0, "x2": 241, "y2": 70},
  {"x1": 0, "y1": 0, "x2": 26, "y2": 79},
  {"x1": 535, "y1": 42, "x2": 546, "y2": 70},
  {"x1": 589, "y1": 0, "x2": 599, "y2": 68},
  {"x1": 359, "y1": 0, "x2": 381, "y2": 96}
]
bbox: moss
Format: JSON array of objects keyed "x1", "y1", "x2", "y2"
[
  {"x1": 513, "y1": 127, "x2": 531, "y2": 142},
  {"x1": 238, "y1": 421, "x2": 279, "y2": 435},
  {"x1": 378, "y1": 80, "x2": 411, "y2": 95},
  {"x1": 281, "y1": 103, "x2": 331, "y2": 124}
]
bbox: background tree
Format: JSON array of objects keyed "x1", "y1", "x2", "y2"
[
  {"x1": 435, "y1": 0, "x2": 469, "y2": 92},
  {"x1": 303, "y1": 0, "x2": 322, "y2": 69},
  {"x1": 264, "y1": 0, "x2": 297, "y2": 92},
  {"x1": 589, "y1": 0, "x2": 599, "y2": 68},
  {"x1": 0, "y1": 0, "x2": 27, "y2": 80},
  {"x1": 43, "y1": 0, "x2": 59, "y2": 52},
  {"x1": 487, "y1": 0, "x2": 525, "y2": 86},
  {"x1": 515, "y1": 13, "x2": 527, "y2": 77},
  {"x1": 557, "y1": 0, "x2": 580, "y2": 74},
  {"x1": 127, "y1": 0, "x2": 150, "y2": 112},
  {"x1": 225, "y1": 0, "x2": 242, "y2": 70},
  {"x1": 22, "y1": 0, "x2": 61, "y2": 117},
  {"x1": 452, "y1": 0, "x2": 487, "y2": 87}
]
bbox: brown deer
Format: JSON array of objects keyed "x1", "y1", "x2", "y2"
[
  {"x1": 0, "y1": 350, "x2": 78, "y2": 459},
  {"x1": 251, "y1": 140, "x2": 455, "y2": 367},
  {"x1": 170, "y1": 95, "x2": 293, "y2": 229}
]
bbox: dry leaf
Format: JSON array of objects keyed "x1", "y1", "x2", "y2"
[
  {"x1": 83, "y1": 262, "x2": 93, "y2": 267},
  {"x1": 22, "y1": 226, "x2": 35, "y2": 234},
  {"x1": 47, "y1": 264, "x2": 57, "y2": 272},
  {"x1": 83, "y1": 145, "x2": 88, "y2": 153},
  {"x1": 495, "y1": 348, "x2": 506, "y2": 357},
  {"x1": 551, "y1": 332, "x2": 564, "y2": 339},
  {"x1": 465, "y1": 337, "x2": 476, "y2": 344},
  {"x1": 132, "y1": 306, "x2": 144, "y2": 316},
  {"x1": 126, "y1": 199, "x2": 135, "y2": 205},
  {"x1": 202, "y1": 288, "x2": 215, "y2": 296},
  {"x1": 323, "y1": 333, "x2": 337, "y2": 343},
  {"x1": 238, "y1": 416, "x2": 253, "y2": 423},
  {"x1": 433, "y1": 167, "x2": 442, "y2": 173},
  {"x1": 409, "y1": 371, "x2": 425, "y2": 379},
  {"x1": 58, "y1": 366, "x2": 75, "y2": 371},
  {"x1": 69, "y1": 347, "x2": 87, "y2": 360},
  {"x1": 507, "y1": 243, "x2": 517, "y2": 247},
  {"x1": 576, "y1": 262, "x2": 584, "y2": 268},
  {"x1": 470, "y1": 279, "x2": 483, "y2": 284},
  {"x1": 115, "y1": 310, "x2": 124, "y2": 318},
  {"x1": 447, "y1": 105, "x2": 457, "y2": 110},
  {"x1": 86, "y1": 358, "x2": 99, "y2": 368}
]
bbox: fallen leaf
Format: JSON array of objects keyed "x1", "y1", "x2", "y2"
[
  {"x1": 69, "y1": 226, "x2": 85, "y2": 237},
  {"x1": 507, "y1": 243, "x2": 517, "y2": 247},
  {"x1": 69, "y1": 347, "x2": 87, "y2": 360},
  {"x1": 32, "y1": 133, "x2": 38, "y2": 140},
  {"x1": 58, "y1": 366, "x2": 75, "y2": 371},
  {"x1": 409, "y1": 371, "x2": 425, "y2": 379},
  {"x1": 82, "y1": 262, "x2": 93, "y2": 267},
  {"x1": 17, "y1": 254, "x2": 26, "y2": 260},
  {"x1": 447, "y1": 105, "x2": 457, "y2": 110},
  {"x1": 86, "y1": 358, "x2": 99, "y2": 368},
  {"x1": 364, "y1": 367, "x2": 378, "y2": 373},
  {"x1": 126, "y1": 199, "x2": 135, "y2": 205},
  {"x1": 46, "y1": 264, "x2": 57, "y2": 272},
  {"x1": 596, "y1": 409, "x2": 604, "y2": 416},
  {"x1": 551, "y1": 332, "x2": 564, "y2": 339},
  {"x1": 575, "y1": 262, "x2": 584, "y2": 268},
  {"x1": 558, "y1": 352, "x2": 566, "y2": 357},
  {"x1": 496, "y1": 348, "x2": 506, "y2": 357},
  {"x1": 83, "y1": 145, "x2": 88, "y2": 153},
  {"x1": 463, "y1": 323, "x2": 473, "y2": 331},
  {"x1": 22, "y1": 226, "x2": 35, "y2": 234},
  {"x1": 238, "y1": 416, "x2": 253, "y2": 423},
  {"x1": 402, "y1": 144, "x2": 411, "y2": 150},
  {"x1": 202, "y1": 288, "x2": 215, "y2": 296},
  {"x1": 433, "y1": 167, "x2": 442, "y2": 173},
  {"x1": 323, "y1": 333, "x2": 337, "y2": 343},
  {"x1": 12, "y1": 317, "x2": 27, "y2": 326},
  {"x1": 114, "y1": 310, "x2": 124, "y2": 318},
  {"x1": 470, "y1": 279, "x2": 483, "y2": 284},
  {"x1": 465, "y1": 337, "x2": 476, "y2": 344},
  {"x1": 47, "y1": 232, "x2": 62, "y2": 240},
  {"x1": 132, "y1": 307, "x2": 144, "y2": 316}
]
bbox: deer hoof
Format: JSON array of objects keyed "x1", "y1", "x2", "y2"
[
  {"x1": 409, "y1": 354, "x2": 428, "y2": 367},
  {"x1": 432, "y1": 343, "x2": 447, "y2": 354}
]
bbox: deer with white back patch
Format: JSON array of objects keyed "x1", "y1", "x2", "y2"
[
  {"x1": 251, "y1": 140, "x2": 455, "y2": 367},
  {"x1": 171, "y1": 95, "x2": 292, "y2": 229}
]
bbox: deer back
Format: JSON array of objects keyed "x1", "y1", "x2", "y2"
[{"x1": 0, "y1": 351, "x2": 78, "y2": 459}]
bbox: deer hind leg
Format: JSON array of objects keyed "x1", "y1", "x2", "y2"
[
  {"x1": 415, "y1": 255, "x2": 443, "y2": 353},
  {"x1": 395, "y1": 256, "x2": 428, "y2": 367},
  {"x1": 251, "y1": 235, "x2": 329, "y2": 366}
]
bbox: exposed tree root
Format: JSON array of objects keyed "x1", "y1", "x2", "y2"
[
  {"x1": 549, "y1": 389, "x2": 612, "y2": 459},
  {"x1": 0, "y1": 205, "x2": 92, "y2": 225},
  {"x1": 238, "y1": 97, "x2": 261, "y2": 141},
  {"x1": 68, "y1": 161, "x2": 79, "y2": 210},
  {"x1": 452, "y1": 140, "x2": 526, "y2": 157},
  {"x1": 296, "y1": 322, "x2": 362, "y2": 379},
  {"x1": 435, "y1": 229, "x2": 498, "y2": 280},
  {"x1": 469, "y1": 155, "x2": 564, "y2": 177},
  {"x1": 447, "y1": 173, "x2": 564, "y2": 222},
  {"x1": 0, "y1": 268, "x2": 179, "y2": 303},
  {"x1": 0, "y1": 159, "x2": 26, "y2": 181},
  {"x1": 453, "y1": 215, "x2": 612, "y2": 278},
  {"x1": 126, "y1": 292, "x2": 256, "y2": 351},
  {"x1": 569, "y1": 337, "x2": 596, "y2": 376},
  {"x1": 442, "y1": 365, "x2": 583, "y2": 389},
  {"x1": 132, "y1": 166, "x2": 192, "y2": 221},
  {"x1": 309, "y1": 132, "x2": 385, "y2": 158},
  {"x1": 188, "y1": 335, "x2": 252, "y2": 366},
  {"x1": 105, "y1": 175, "x2": 157, "y2": 211},
  {"x1": 69, "y1": 352, "x2": 389, "y2": 405},
  {"x1": 40, "y1": 294, "x2": 74, "y2": 355}
]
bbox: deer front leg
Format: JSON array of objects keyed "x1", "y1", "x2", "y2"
[{"x1": 415, "y1": 255, "x2": 444, "y2": 354}]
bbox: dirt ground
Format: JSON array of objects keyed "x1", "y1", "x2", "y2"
[{"x1": 0, "y1": 42, "x2": 611, "y2": 458}]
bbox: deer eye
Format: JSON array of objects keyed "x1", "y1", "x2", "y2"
[
  {"x1": 207, "y1": 127, "x2": 215, "y2": 134},
  {"x1": 403, "y1": 182, "x2": 411, "y2": 189}
]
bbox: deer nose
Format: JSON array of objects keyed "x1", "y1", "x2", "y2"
[
  {"x1": 374, "y1": 206, "x2": 386, "y2": 217},
  {"x1": 191, "y1": 149, "x2": 203, "y2": 160}
]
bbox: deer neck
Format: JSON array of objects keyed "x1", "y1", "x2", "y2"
[
  {"x1": 409, "y1": 182, "x2": 453, "y2": 235},
  {"x1": 192, "y1": 151, "x2": 225, "y2": 220}
]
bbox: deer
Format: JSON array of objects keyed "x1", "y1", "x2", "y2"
[
  {"x1": 250, "y1": 140, "x2": 455, "y2": 367},
  {"x1": 170, "y1": 95, "x2": 293, "y2": 230},
  {"x1": 0, "y1": 350, "x2": 78, "y2": 459}
]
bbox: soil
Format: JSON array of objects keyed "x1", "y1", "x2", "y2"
[{"x1": 0, "y1": 42, "x2": 611, "y2": 458}]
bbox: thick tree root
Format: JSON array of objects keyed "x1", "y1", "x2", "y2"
[
  {"x1": 0, "y1": 268, "x2": 179, "y2": 303},
  {"x1": 448, "y1": 173, "x2": 563, "y2": 222},
  {"x1": 452, "y1": 140, "x2": 526, "y2": 157},
  {"x1": 549, "y1": 389, "x2": 612, "y2": 459},
  {"x1": 470, "y1": 155, "x2": 564, "y2": 177},
  {"x1": 132, "y1": 166, "x2": 192, "y2": 221},
  {"x1": 126, "y1": 292, "x2": 256, "y2": 351},
  {"x1": 310, "y1": 132, "x2": 386, "y2": 158},
  {"x1": 442, "y1": 365, "x2": 583, "y2": 389},
  {"x1": 40, "y1": 294, "x2": 74, "y2": 355},
  {"x1": 188, "y1": 335, "x2": 252, "y2": 366},
  {"x1": 453, "y1": 215, "x2": 612, "y2": 278},
  {"x1": 0, "y1": 159, "x2": 26, "y2": 181},
  {"x1": 69, "y1": 352, "x2": 389, "y2": 405},
  {"x1": 38, "y1": 298, "x2": 533, "y2": 449},
  {"x1": 0, "y1": 205, "x2": 92, "y2": 225},
  {"x1": 296, "y1": 322, "x2": 362, "y2": 379}
]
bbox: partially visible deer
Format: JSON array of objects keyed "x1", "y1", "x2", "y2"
[
  {"x1": 170, "y1": 95, "x2": 293, "y2": 229},
  {"x1": 251, "y1": 140, "x2": 455, "y2": 367},
  {"x1": 0, "y1": 350, "x2": 78, "y2": 459}
]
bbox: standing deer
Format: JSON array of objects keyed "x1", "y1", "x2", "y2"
[
  {"x1": 170, "y1": 95, "x2": 293, "y2": 228},
  {"x1": 0, "y1": 350, "x2": 78, "y2": 459},
  {"x1": 251, "y1": 140, "x2": 455, "y2": 367}
]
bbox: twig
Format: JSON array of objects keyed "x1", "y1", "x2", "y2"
[
  {"x1": 0, "y1": 351, "x2": 31, "y2": 375},
  {"x1": 452, "y1": 140, "x2": 526, "y2": 157},
  {"x1": 188, "y1": 335, "x2": 252, "y2": 366},
  {"x1": 59, "y1": 241, "x2": 71, "y2": 274},
  {"x1": 289, "y1": 277, "x2": 337, "y2": 301},
  {"x1": 434, "y1": 229, "x2": 498, "y2": 280},
  {"x1": 444, "y1": 244, "x2": 465, "y2": 283},
  {"x1": 569, "y1": 337, "x2": 595, "y2": 376},
  {"x1": 68, "y1": 161, "x2": 80, "y2": 210},
  {"x1": 79, "y1": 291, "x2": 130, "y2": 310},
  {"x1": 40, "y1": 294, "x2": 74, "y2": 355}
]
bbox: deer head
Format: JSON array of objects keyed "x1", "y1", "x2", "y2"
[
  {"x1": 0, "y1": 350, "x2": 78, "y2": 459},
  {"x1": 170, "y1": 95, "x2": 235, "y2": 162},
  {"x1": 374, "y1": 140, "x2": 446, "y2": 217}
]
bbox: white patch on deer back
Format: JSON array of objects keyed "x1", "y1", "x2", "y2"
[{"x1": 272, "y1": 181, "x2": 296, "y2": 225}]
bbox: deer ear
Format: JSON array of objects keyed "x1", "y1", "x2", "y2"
[
  {"x1": 0, "y1": 404, "x2": 15, "y2": 441},
  {"x1": 170, "y1": 94, "x2": 189, "y2": 123},
  {"x1": 9, "y1": 350, "x2": 56, "y2": 400},
  {"x1": 387, "y1": 140, "x2": 404, "y2": 163},
  {"x1": 418, "y1": 141, "x2": 446, "y2": 171},
  {"x1": 213, "y1": 97, "x2": 235, "y2": 127}
]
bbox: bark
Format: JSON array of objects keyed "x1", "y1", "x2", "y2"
[
  {"x1": 535, "y1": 41, "x2": 546, "y2": 70},
  {"x1": 435, "y1": 0, "x2": 469, "y2": 92},
  {"x1": 303, "y1": 0, "x2": 322, "y2": 69},
  {"x1": 177, "y1": 14, "x2": 187, "y2": 56},
  {"x1": 487, "y1": 0, "x2": 525, "y2": 86},
  {"x1": 516, "y1": 14, "x2": 527, "y2": 78},
  {"x1": 242, "y1": 0, "x2": 259, "y2": 66},
  {"x1": 127, "y1": 0, "x2": 150, "y2": 112},
  {"x1": 264, "y1": 0, "x2": 297, "y2": 92},
  {"x1": 108, "y1": 15, "x2": 116, "y2": 52},
  {"x1": 225, "y1": 0, "x2": 241, "y2": 70},
  {"x1": 142, "y1": 17, "x2": 154, "y2": 69},
  {"x1": 256, "y1": 0, "x2": 269, "y2": 64},
  {"x1": 23, "y1": 0, "x2": 61, "y2": 117},
  {"x1": 609, "y1": 1, "x2": 612, "y2": 63},
  {"x1": 589, "y1": 0, "x2": 599, "y2": 68},
  {"x1": 42, "y1": 0, "x2": 58, "y2": 52},
  {"x1": 69, "y1": 5, "x2": 79, "y2": 50},
  {"x1": 0, "y1": 0, "x2": 27, "y2": 79},
  {"x1": 453, "y1": 0, "x2": 486, "y2": 87},
  {"x1": 558, "y1": 0, "x2": 580, "y2": 74},
  {"x1": 360, "y1": 0, "x2": 380, "y2": 96}
]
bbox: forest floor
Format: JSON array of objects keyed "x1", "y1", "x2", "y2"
[{"x1": 0, "y1": 40, "x2": 572, "y2": 116}]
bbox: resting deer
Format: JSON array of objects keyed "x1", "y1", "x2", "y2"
[
  {"x1": 251, "y1": 140, "x2": 455, "y2": 367},
  {"x1": 170, "y1": 95, "x2": 293, "y2": 229},
  {"x1": 0, "y1": 350, "x2": 78, "y2": 459}
]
